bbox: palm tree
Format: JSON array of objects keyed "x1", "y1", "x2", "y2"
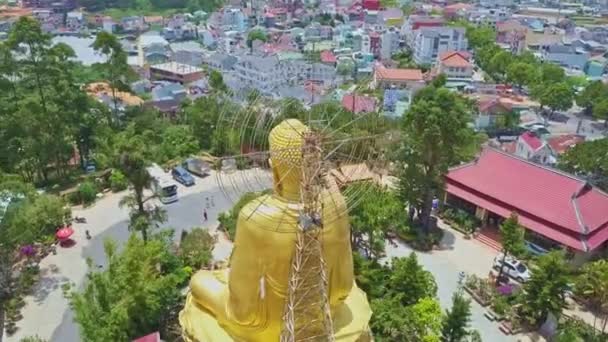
[{"x1": 115, "y1": 133, "x2": 165, "y2": 242}]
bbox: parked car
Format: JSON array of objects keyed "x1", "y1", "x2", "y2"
[
  {"x1": 493, "y1": 253, "x2": 531, "y2": 283},
  {"x1": 171, "y1": 166, "x2": 195, "y2": 186},
  {"x1": 183, "y1": 158, "x2": 210, "y2": 178}
]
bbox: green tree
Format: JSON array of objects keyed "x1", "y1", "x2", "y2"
[
  {"x1": 539, "y1": 63, "x2": 566, "y2": 84},
  {"x1": 558, "y1": 138, "x2": 608, "y2": 191},
  {"x1": 496, "y1": 213, "x2": 526, "y2": 284},
  {"x1": 520, "y1": 251, "x2": 571, "y2": 326},
  {"x1": 2, "y1": 17, "x2": 91, "y2": 182},
  {"x1": 178, "y1": 228, "x2": 215, "y2": 270},
  {"x1": 71, "y1": 235, "x2": 190, "y2": 342},
  {"x1": 577, "y1": 81, "x2": 608, "y2": 115},
  {"x1": 466, "y1": 26, "x2": 496, "y2": 50},
  {"x1": 506, "y1": 62, "x2": 536, "y2": 89},
  {"x1": 593, "y1": 99, "x2": 608, "y2": 126},
  {"x1": 389, "y1": 253, "x2": 437, "y2": 306},
  {"x1": 403, "y1": 297, "x2": 443, "y2": 342},
  {"x1": 556, "y1": 318, "x2": 608, "y2": 342},
  {"x1": 246, "y1": 29, "x2": 267, "y2": 53},
  {"x1": 92, "y1": 31, "x2": 130, "y2": 126},
  {"x1": 347, "y1": 184, "x2": 404, "y2": 260},
  {"x1": 372, "y1": 296, "x2": 442, "y2": 342},
  {"x1": 159, "y1": 125, "x2": 199, "y2": 162},
  {"x1": 574, "y1": 260, "x2": 608, "y2": 332},
  {"x1": 115, "y1": 132, "x2": 163, "y2": 242},
  {"x1": 353, "y1": 253, "x2": 390, "y2": 300},
  {"x1": 475, "y1": 44, "x2": 501, "y2": 73},
  {"x1": 442, "y1": 292, "x2": 473, "y2": 342},
  {"x1": 488, "y1": 50, "x2": 514, "y2": 82},
  {"x1": 208, "y1": 70, "x2": 228, "y2": 94},
  {"x1": 398, "y1": 85, "x2": 474, "y2": 232},
  {"x1": 534, "y1": 82, "x2": 573, "y2": 116}
]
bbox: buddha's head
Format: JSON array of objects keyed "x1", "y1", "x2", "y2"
[{"x1": 269, "y1": 119, "x2": 309, "y2": 201}]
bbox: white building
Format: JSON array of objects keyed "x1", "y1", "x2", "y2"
[
  {"x1": 222, "y1": 7, "x2": 247, "y2": 32},
  {"x1": 479, "y1": 0, "x2": 513, "y2": 8},
  {"x1": 514, "y1": 132, "x2": 553, "y2": 164},
  {"x1": 138, "y1": 34, "x2": 171, "y2": 66},
  {"x1": 233, "y1": 55, "x2": 292, "y2": 94},
  {"x1": 380, "y1": 28, "x2": 401, "y2": 60},
  {"x1": 412, "y1": 27, "x2": 468, "y2": 65}
]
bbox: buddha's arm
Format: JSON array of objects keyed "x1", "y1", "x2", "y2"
[{"x1": 226, "y1": 211, "x2": 265, "y2": 326}]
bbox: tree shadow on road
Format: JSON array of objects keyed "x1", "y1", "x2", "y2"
[
  {"x1": 436, "y1": 228, "x2": 456, "y2": 251},
  {"x1": 32, "y1": 271, "x2": 70, "y2": 305}
]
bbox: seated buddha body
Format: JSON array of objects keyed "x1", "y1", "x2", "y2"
[{"x1": 179, "y1": 119, "x2": 372, "y2": 342}]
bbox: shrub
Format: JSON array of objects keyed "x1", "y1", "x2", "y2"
[
  {"x1": 179, "y1": 228, "x2": 215, "y2": 269},
  {"x1": 77, "y1": 181, "x2": 98, "y2": 205},
  {"x1": 492, "y1": 295, "x2": 510, "y2": 316},
  {"x1": 109, "y1": 170, "x2": 128, "y2": 192},
  {"x1": 20, "y1": 336, "x2": 47, "y2": 342}
]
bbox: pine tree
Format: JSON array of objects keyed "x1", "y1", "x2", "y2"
[{"x1": 442, "y1": 292, "x2": 472, "y2": 342}]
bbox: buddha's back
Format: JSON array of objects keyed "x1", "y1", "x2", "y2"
[{"x1": 226, "y1": 189, "x2": 354, "y2": 340}]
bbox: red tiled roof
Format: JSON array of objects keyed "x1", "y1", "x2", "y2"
[
  {"x1": 320, "y1": 50, "x2": 337, "y2": 63},
  {"x1": 444, "y1": 3, "x2": 473, "y2": 12},
  {"x1": 375, "y1": 65, "x2": 424, "y2": 81},
  {"x1": 133, "y1": 332, "x2": 160, "y2": 342},
  {"x1": 438, "y1": 50, "x2": 471, "y2": 61},
  {"x1": 547, "y1": 134, "x2": 585, "y2": 154},
  {"x1": 478, "y1": 99, "x2": 512, "y2": 113},
  {"x1": 446, "y1": 148, "x2": 608, "y2": 251},
  {"x1": 342, "y1": 94, "x2": 377, "y2": 114},
  {"x1": 520, "y1": 131, "x2": 543, "y2": 151},
  {"x1": 439, "y1": 51, "x2": 472, "y2": 68}
]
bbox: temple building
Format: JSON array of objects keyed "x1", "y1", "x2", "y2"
[{"x1": 445, "y1": 148, "x2": 608, "y2": 264}]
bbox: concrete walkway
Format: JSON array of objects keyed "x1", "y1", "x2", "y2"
[{"x1": 7, "y1": 169, "x2": 265, "y2": 341}]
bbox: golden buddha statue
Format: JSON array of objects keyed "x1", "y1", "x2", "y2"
[{"x1": 179, "y1": 119, "x2": 372, "y2": 342}]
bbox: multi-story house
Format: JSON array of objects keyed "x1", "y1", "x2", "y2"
[
  {"x1": 65, "y1": 11, "x2": 84, "y2": 31},
  {"x1": 402, "y1": 15, "x2": 444, "y2": 47},
  {"x1": 514, "y1": 132, "x2": 553, "y2": 165},
  {"x1": 372, "y1": 63, "x2": 425, "y2": 91},
  {"x1": 205, "y1": 52, "x2": 238, "y2": 72},
  {"x1": 138, "y1": 34, "x2": 171, "y2": 66},
  {"x1": 412, "y1": 27, "x2": 468, "y2": 65},
  {"x1": 467, "y1": 8, "x2": 510, "y2": 28},
  {"x1": 380, "y1": 28, "x2": 401, "y2": 60},
  {"x1": 122, "y1": 16, "x2": 148, "y2": 33},
  {"x1": 233, "y1": 55, "x2": 291, "y2": 95},
  {"x1": 496, "y1": 20, "x2": 527, "y2": 54},
  {"x1": 479, "y1": 0, "x2": 514, "y2": 8},
  {"x1": 352, "y1": 30, "x2": 371, "y2": 54},
  {"x1": 222, "y1": 7, "x2": 247, "y2": 32},
  {"x1": 436, "y1": 51, "x2": 473, "y2": 83},
  {"x1": 543, "y1": 44, "x2": 590, "y2": 71}
]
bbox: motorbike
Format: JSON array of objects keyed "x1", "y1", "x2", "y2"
[{"x1": 74, "y1": 216, "x2": 87, "y2": 224}]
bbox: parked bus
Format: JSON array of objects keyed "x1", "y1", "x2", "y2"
[{"x1": 146, "y1": 164, "x2": 178, "y2": 204}]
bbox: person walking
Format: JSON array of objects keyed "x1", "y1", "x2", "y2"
[{"x1": 203, "y1": 209, "x2": 208, "y2": 222}]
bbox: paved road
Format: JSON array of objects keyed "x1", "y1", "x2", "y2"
[
  {"x1": 7, "y1": 169, "x2": 269, "y2": 342},
  {"x1": 383, "y1": 224, "x2": 519, "y2": 342}
]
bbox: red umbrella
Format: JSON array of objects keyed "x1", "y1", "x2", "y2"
[{"x1": 56, "y1": 226, "x2": 74, "y2": 241}]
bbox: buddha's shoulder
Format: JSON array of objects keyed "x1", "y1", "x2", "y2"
[{"x1": 237, "y1": 194, "x2": 300, "y2": 223}]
